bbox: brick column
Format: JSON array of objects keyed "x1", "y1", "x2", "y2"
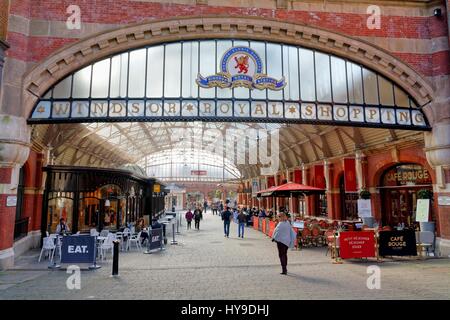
[
  {"x1": 424, "y1": 120, "x2": 450, "y2": 256},
  {"x1": 0, "y1": 115, "x2": 30, "y2": 270}
]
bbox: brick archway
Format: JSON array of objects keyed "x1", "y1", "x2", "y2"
[{"x1": 22, "y1": 16, "x2": 434, "y2": 121}]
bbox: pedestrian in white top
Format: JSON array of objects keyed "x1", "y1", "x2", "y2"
[{"x1": 272, "y1": 212, "x2": 296, "y2": 275}]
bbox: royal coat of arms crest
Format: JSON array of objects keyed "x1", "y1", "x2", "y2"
[{"x1": 196, "y1": 46, "x2": 286, "y2": 90}]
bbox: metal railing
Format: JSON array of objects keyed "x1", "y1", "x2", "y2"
[{"x1": 14, "y1": 217, "x2": 29, "y2": 240}]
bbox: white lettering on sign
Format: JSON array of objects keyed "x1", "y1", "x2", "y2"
[
  {"x1": 32, "y1": 100, "x2": 428, "y2": 129},
  {"x1": 68, "y1": 245, "x2": 89, "y2": 254},
  {"x1": 152, "y1": 235, "x2": 160, "y2": 242}
]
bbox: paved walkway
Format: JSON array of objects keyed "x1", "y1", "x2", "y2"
[{"x1": 1, "y1": 212, "x2": 449, "y2": 299}]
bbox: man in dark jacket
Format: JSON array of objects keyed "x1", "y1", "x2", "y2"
[
  {"x1": 222, "y1": 207, "x2": 232, "y2": 238},
  {"x1": 237, "y1": 210, "x2": 247, "y2": 238},
  {"x1": 193, "y1": 207, "x2": 203, "y2": 230}
]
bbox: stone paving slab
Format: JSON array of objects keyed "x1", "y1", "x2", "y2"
[{"x1": 0, "y1": 211, "x2": 449, "y2": 300}]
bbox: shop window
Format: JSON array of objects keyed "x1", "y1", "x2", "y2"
[
  {"x1": 339, "y1": 175, "x2": 358, "y2": 220},
  {"x1": 47, "y1": 193, "x2": 74, "y2": 233},
  {"x1": 318, "y1": 194, "x2": 327, "y2": 217},
  {"x1": 380, "y1": 164, "x2": 433, "y2": 227}
]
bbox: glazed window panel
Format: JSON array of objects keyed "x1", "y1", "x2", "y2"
[
  {"x1": 330, "y1": 56, "x2": 347, "y2": 103},
  {"x1": 52, "y1": 76, "x2": 72, "y2": 99},
  {"x1": 72, "y1": 65, "x2": 92, "y2": 98},
  {"x1": 181, "y1": 42, "x2": 199, "y2": 98},
  {"x1": 266, "y1": 43, "x2": 283, "y2": 100},
  {"x1": 216, "y1": 40, "x2": 233, "y2": 99},
  {"x1": 299, "y1": 48, "x2": 316, "y2": 101},
  {"x1": 164, "y1": 43, "x2": 182, "y2": 98},
  {"x1": 250, "y1": 41, "x2": 267, "y2": 99},
  {"x1": 91, "y1": 59, "x2": 110, "y2": 98},
  {"x1": 283, "y1": 46, "x2": 300, "y2": 101},
  {"x1": 394, "y1": 84, "x2": 409, "y2": 108},
  {"x1": 347, "y1": 62, "x2": 363, "y2": 104},
  {"x1": 314, "y1": 52, "x2": 332, "y2": 102},
  {"x1": 110, "y1": 53, "x2": 129, "y2": 98},
  {"x1": 362, "y1": 68, "x2": 379, "y2": 105},
  {"x1": 378, "y1": 76, "x2": 395, "y2": 106},
  {"x1": 199, "y1": 41, "x2": 216, "y2": 99},
  {"x1": 128, "y1": 49, "x2": 147, "y2": 98},
  {"x1": 147, "y1": 46, "x2": 164, "y2": 98}
]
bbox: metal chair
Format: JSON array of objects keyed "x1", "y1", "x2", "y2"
[
  {"x1": 38, "y1": 237, "x2": 56, "y2": 262},
  {"x1": 416, "y1": 231, "x2": 435, "y2": 257}
]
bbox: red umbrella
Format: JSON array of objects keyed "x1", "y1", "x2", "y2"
[{"x1": 256, "y1": 181, "x2": 325, "y2": 197}]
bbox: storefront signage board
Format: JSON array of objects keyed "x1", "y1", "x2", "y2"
[
  {"x1": 339, "y1": 231, "x2": 376, "y2": 259},
  {"x1": 6, "y1": 196, "x2": 17, "y2": 207},
  {"x1": 438, "y1": 196, "x2": 450, "y2": 206},
  {"x1": 416, "y1": 199, "x2": 430, "y2": 222},
  {"x1": 148, "y1": 228, "x2": 163, "y2": 251},
  {"x1": 61, "y1": 235, "x2": 96, "y2": 264},
  {"x1": 378, "y1": 230, "x2": 417, "y2": 256}
]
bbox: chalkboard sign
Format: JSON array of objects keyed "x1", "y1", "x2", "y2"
[{"x1": 378, "y1": 230, "x2": 417, "y2": 256}]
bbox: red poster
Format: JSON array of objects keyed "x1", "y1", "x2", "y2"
[
  {"x1": 344, "y1": 158, "x2": 357, "y2": 192},
  {"x1": 269, "y1": 221, "x2": 276, "y2": 238},
  {"x1": 261, "y1": 219, "x2": 266, "y2": 234},
  {"x1": 339, "y1": 231, "x2": 376, "y2": 259},
  {"x1": 294, "y1": 169, "x2": 302, "y2": 184},
  {"x1": 314, "y1": 165, "x2": 326, "y2": 189},
  {"x1": 253, "y1": 217, "x2": 259, "y2": 230}
]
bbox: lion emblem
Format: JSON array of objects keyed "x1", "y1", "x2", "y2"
[{"x1": 234, "y1": 55, "x2": 249, "y2": 74}]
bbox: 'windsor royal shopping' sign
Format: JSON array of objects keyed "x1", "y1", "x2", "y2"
[{"x1": 29, "y1": 45, "x2": 429, "y2": 130}]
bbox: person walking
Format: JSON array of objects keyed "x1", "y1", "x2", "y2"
[
  {"x1": 222, "y1": 207, "x2": 232, "y2": 238},
  {"x1": 193, "y1": 207, "x2": 203, "y2": 230},
  {"x1": 272, "y1": 212, "x2": 296, "y2": 275},
  {"x1": 203, "y1": 200, "x2": 208, "y2": 214},
  {"x1": 185, "y1": 209, "x2": 194, "y2": 230},
  {"x1": 237, "y1": 210, "x2": 247, "y2": 238}
]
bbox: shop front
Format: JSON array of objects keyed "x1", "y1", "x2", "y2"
[
  {"x1": 41, "y1": 166, "x2": 166, "y2": 235},
  {"x1": 379, "y1": 164, "x2": 433, "y2": 227}
]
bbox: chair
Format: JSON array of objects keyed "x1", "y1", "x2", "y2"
[
  {"x1": 325, "y1": 230, "x2": 336, "y2": 256},
  {"x1": 300, "y1": 227, "x2": 312, "y2": 247},
  {"x1": 128, "y1": 231, "x2": 142, "y2": 250},
  {"x1": 416, "y1": 231, "x2": 435, "y2": 257},
  {"x1": 122, "y1": 228, "x2": 132, "y2": 250},
  {"x1": 100, "y1": 230, "x2": 109, "y2": 237},
  {"x1": 90, "y1": 228, "x2": 99, "y2": 237},
  {"x1": 38, "y1": 237, "x2": 56, "y2": 262},
  {"x1": 310, "y1": 225, "x2": 324, "y2": 246},
  {"x1": 100, "y1": 233, "x2": 115, "y2": 260}
]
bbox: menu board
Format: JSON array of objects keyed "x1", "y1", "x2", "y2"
[
  {"x1": 339, "y1": 231, "x2": 376, "y2": 259},
  {"x1": 378, "y1": 230, "x2": 417, "y2": 256},
  {"x1": 415, "y1": 199, "x2": 429, "y2": 222}
]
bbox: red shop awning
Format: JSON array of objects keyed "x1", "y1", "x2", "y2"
[{"x1": 256, "y1": 181, "x2": 325, "y2": 197}]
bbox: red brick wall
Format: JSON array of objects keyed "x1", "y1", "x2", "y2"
[
  {"x1": 5, "y1": 1, "x2": 450, "y2": 77},
  {"x1": 0, "y1": 194, "x2": 15, "y2": 250}
]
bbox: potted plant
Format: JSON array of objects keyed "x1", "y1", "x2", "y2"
[
  {"x1": 359, "y1": 189, "x2": 371, "y2": 199},
  {"x1": 417, "y1": 189, "x2": 433, "y2": 200}
]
